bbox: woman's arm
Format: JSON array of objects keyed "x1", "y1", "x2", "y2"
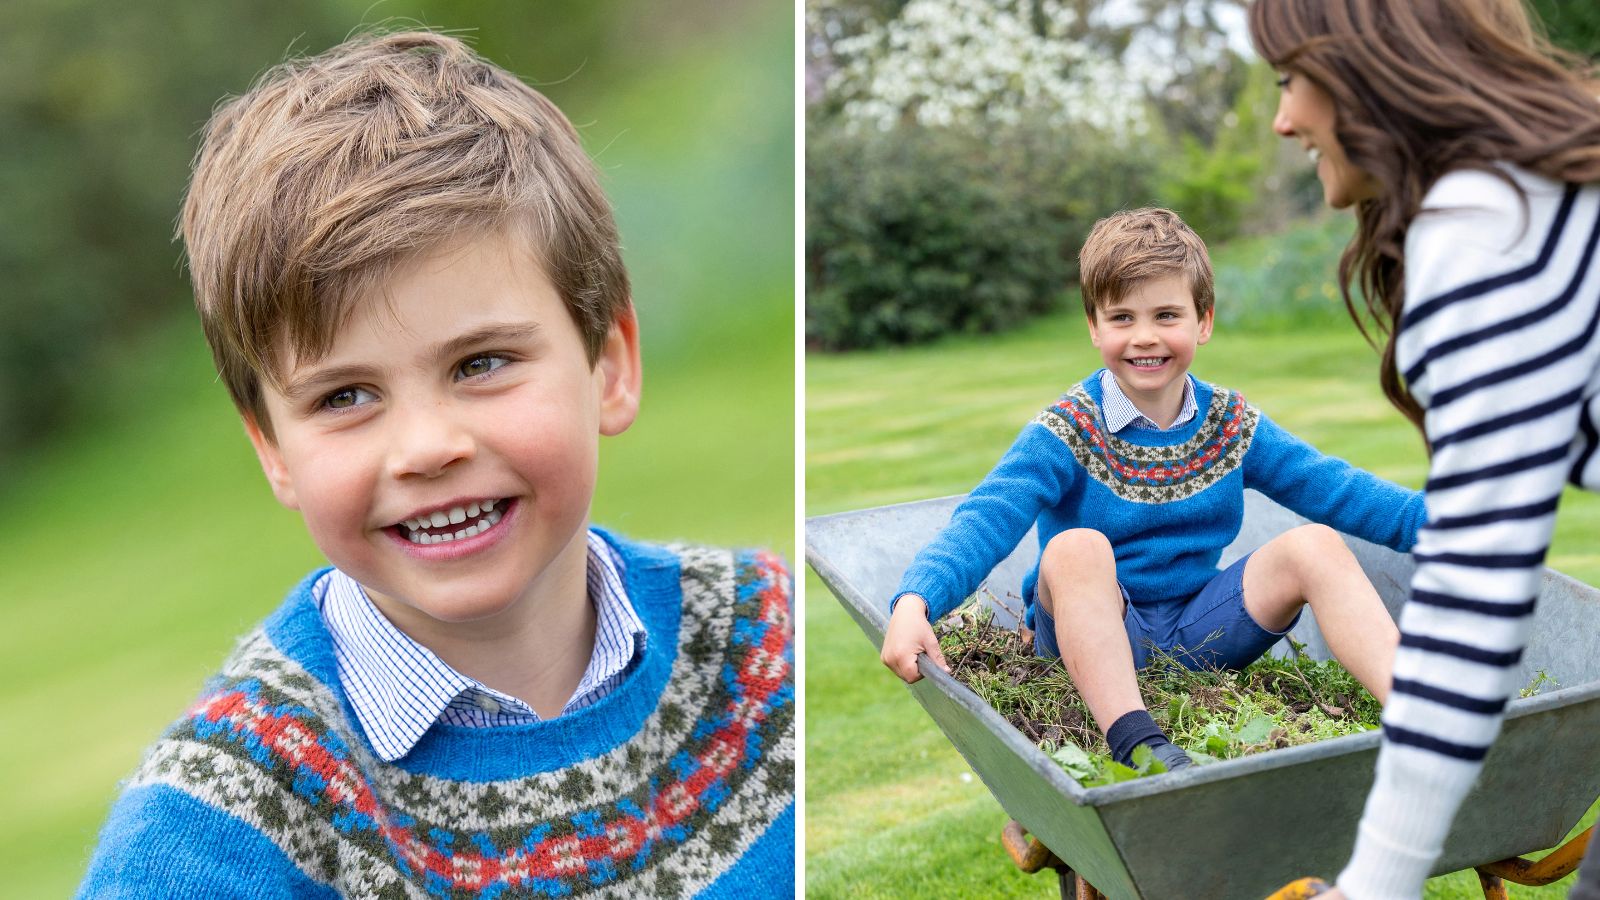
[{"x1": 1339, "y1": 170, "x2": 1599, "y2": 899}]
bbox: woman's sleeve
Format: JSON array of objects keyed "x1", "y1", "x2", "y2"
[{"x1": 1339, "y1": 171, "x2": 1598, "y2": 899}]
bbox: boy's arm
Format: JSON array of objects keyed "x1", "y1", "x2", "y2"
[
  {"x1": 79, "y1": 783, "x2": 336, "y2": 899},
  {"x1": 1242, "y1": 412, "x2": 1427, "y2": 552},
  {"x1": 881, "y1": 422, "x2": 1073, "y2": 683},
  {"x1": 891, "y1": 422, "x2": 1076, "y2": 621}
]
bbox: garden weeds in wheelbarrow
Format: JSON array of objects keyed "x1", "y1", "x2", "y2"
[{"x1": 935, "y1": 595, "x2": 1392, "y2": 786}]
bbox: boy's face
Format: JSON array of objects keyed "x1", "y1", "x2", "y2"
[
  {"x1": 1087, "y1": 273, "x2": 1213, "y2": 405},
  {"x1": 246, "y1": 231, "x2": 640, "y2": 631}
]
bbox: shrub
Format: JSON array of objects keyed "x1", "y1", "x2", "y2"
[
  {"x1": 806, "y1": 121, "x2": 1159, "y2": 350},
  {"x1": 1211, "y1": 214, "x2": 1358, "y2": 331}
]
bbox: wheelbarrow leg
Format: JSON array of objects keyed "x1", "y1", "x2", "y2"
[
  {"x1": 1475, "y1": 870, "x2": 1508, "y2": 900},
  {"x1": 1002, "y1": 820, "x2": 1105, "y2": 899},
  {"x1": 1474, "y1": 824, "x2": 1593, "y2": 894}
]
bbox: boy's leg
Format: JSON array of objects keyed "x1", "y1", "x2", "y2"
[
  {"x1": 1037, "y1": 529, "x2": 1141, "y2": 729},
  {"x1": 1241, "y1": 524, "x2": 1399, "y2": 702},
  {"x1": 1038, "y1": 529, "x2": 1191, "y2": 769}
]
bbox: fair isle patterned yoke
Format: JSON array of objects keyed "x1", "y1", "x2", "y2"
[
  {"x1": 1033, "y1": 380, "x2": 1259, "y2": 503},
  {"x1": 93, "y1": 543, "x2": 794, "y2": 899}
]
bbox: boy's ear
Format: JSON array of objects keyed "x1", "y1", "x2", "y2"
[
  {"x1": 597, "y1": 304, "x2": 642, "y2": 436},
  {"x1": 244, "y1": 415, "x2": 300, "y2": 510},
  {"x1": 1197, "y1": 307, "x2": 1215, "y2": 345},
  {"x1": 1086, "y1": 312, "x2": 1102, "y2": 347}
]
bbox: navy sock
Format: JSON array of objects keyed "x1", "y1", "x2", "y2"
[{"x1": 1105, "y1": 709, "x2": 1172, "y2": 766}]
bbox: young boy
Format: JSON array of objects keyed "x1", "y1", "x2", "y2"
[
  {"x1": 881, "y1": 208, "x2": 1423, "y2": 771},
  {"x1": 78, "y1": 32, "x2": 793, "y2": 897}
]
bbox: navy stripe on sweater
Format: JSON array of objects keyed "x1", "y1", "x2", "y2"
[
  {"x1": 1382, "y1": 723, "x2": 1491, "y2": 761},
  {"x1": 1404, "y1": 196, "x2": 1600, "y2": 385},
  {"x1": 1398, "y1": 632, "x2": 1524, "y2": 667},
  {"x1": 1428, "y1": 495, "x2": 1560, "y2": 529},
  {"x1": 1399, "y1": 186, "x2": 1576, "y2": 333},
  {"x1": 1429, "y1": 387, "x2": 1583, "y2": 452},
  {"x1": 1389, "y1": 677, "x2": 1509, "y2": 715},
  {"x1": 1409, "y1": 588, "x2": 1537, "y2": 617},
  {"x1": 1412, "y1": 549, "x2": 1548, "y2": 569},
  {"x1": 1425, "y1": 444, "x2": 1569, "y2": 491}
]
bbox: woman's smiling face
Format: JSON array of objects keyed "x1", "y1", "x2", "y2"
[{"x1": 1272, "y1": 71, "x2": 1379, "y2": 209}]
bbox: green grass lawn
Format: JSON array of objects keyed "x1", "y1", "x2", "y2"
[{"x1": 805, "y1": 307, "x2": 1600, "y2": 898}]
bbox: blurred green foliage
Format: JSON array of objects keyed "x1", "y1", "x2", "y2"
[
  {"x1": 805, "y1": 121, "x2": 1160, "y2": 349},
  {"x1": 1212, "y1": 214, "x2": 1358, "y2": 332},
  {"x1": 1532, "y1": 0, "x2": 1600, "y2": 58},
  {"x1": 0, "y1": 0, "x2": 788, "y2": 474}
]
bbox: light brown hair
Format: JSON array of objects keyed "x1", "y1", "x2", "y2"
[
  {"x1": 181, "y1": 31, "x2": 629, "y2": 437},
  {"x1": 1078, "y1": 208, "x2": 1215, "y2": 320},
  {"x1": 1250, "y1": 0, "x2": 1600, "y2": 430}
]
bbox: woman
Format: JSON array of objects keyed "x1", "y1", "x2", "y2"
[{"x1": 1249, "y1": 1, "x2": 1600, "y2": 897}]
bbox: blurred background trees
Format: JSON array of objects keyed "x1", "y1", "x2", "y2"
[
  {"x1": 805, "y1": 0, "x2": 1599, "y2": 352},
  {"x1": 0, "y1": 0, "x2": 791, "y2": 480}
]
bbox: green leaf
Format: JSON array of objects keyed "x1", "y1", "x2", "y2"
[
  {"x1": 1103, "y1": 760, "x2": 1142, "y2": 783},
  {"x1": 1050, "y1": 743, "x2": 1096, "y2": 780},
  {"x1": 1234, "y1": 714, "x2": 1275, "y2": 744}
]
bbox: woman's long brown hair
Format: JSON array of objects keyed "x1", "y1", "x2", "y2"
[{"x1": 1248, "y1": 0, "x2": 1600, "y2": 433}]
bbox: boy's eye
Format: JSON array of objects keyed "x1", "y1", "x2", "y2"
[
  {"x1": 323, "y1": 387, "x2": 376, "y2": 411},
  {"x1": 1275, "y1": 72, "x2": 1292, "y2": 89},
  {"x1": 457, "y1": 355, "x2": 508, "y2": 379}
]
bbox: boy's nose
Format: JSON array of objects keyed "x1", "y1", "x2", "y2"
[{"x1": 387, "y1": 402, "x2": 476, "y2": 479}]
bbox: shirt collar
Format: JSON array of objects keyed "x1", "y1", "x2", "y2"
[
  {"x1": 1098, "y1": 369, "x2": 1198, "y2": 433},
  {"x1": 317, "y1": 528, "x2": 647, "y2": 762}
]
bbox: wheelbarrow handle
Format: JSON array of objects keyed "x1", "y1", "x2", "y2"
[
  {"x1": 1477, "y1": 824, "x2": 1593, "y2": 886},
  {"x1": 1001, "y1": 820, "x2": 1057, "y2": 873},
  {"x1": 1264, "y1": 877, "x2": 1334, "y2": 899}
]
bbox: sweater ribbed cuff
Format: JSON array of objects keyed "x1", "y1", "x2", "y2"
[{"x1": 1336, "y1": 743, "x2": 1481, "y2": 900}]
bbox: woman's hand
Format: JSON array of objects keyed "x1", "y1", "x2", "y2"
[{"x1": 880, "y1": 594, "x2": 950, "y2": 683}]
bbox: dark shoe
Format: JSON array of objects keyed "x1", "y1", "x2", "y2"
[{"x1": 1152, "y1": 741, "x2": 1194, "y2": 771}]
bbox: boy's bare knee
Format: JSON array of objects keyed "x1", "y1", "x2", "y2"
[
  {"x1": 1042, "y1": 528, "x2": 1114, "y2": 568},
  {"x1": 1283, "y1": 523, "x2": 1347, "y2": 561}
]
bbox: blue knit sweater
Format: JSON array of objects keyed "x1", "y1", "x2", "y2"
[
  {"x1": 895, "y1": 372, "x2": 1426, "y2": 634},
  {"x1": 78, "y1": 533, "x2": 795, "y2": 898}
]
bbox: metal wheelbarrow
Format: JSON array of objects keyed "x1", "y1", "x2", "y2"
[{"x1": 806, "y1": 491, "x2": 1600, "y2": 899}]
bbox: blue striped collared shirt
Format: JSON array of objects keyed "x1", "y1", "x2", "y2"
[
  {"x1": 314, "y1": 529, "x2": 646, "y2": 761},
  {"x1": 1098, "y1": 369, "x2": 1199, "y2": 433}
]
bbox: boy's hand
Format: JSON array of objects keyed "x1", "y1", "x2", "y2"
[{"x1": 881, "y1": 594, "x2": 951, "y2": 683}]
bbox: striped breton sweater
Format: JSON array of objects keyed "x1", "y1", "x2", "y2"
[
  {"x1": 77, "y1": 535, "x2": 795, "y2": 899},
  {"x1": 1338, "y1": 167, "x2": 1600, "y2": 899}
]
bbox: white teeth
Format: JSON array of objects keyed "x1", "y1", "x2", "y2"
[
  {"x1": 403, "y1": 500, "x2": 505, "y2": 544},
  {"x1": 1308, "y1": 147, "x2": 1321, "y2": 164}
]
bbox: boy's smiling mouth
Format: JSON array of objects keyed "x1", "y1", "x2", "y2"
[
  {"x1": 1127, "y1": 357, "x2": 1170, "y2": 369},
  {"x1": 393, "y1": 498, "x2": 509, "y2": 545}
]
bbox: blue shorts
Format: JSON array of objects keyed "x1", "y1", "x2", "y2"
[{"x1": 1031, "y1": 552, "x2": 1299, "y2": 671}]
